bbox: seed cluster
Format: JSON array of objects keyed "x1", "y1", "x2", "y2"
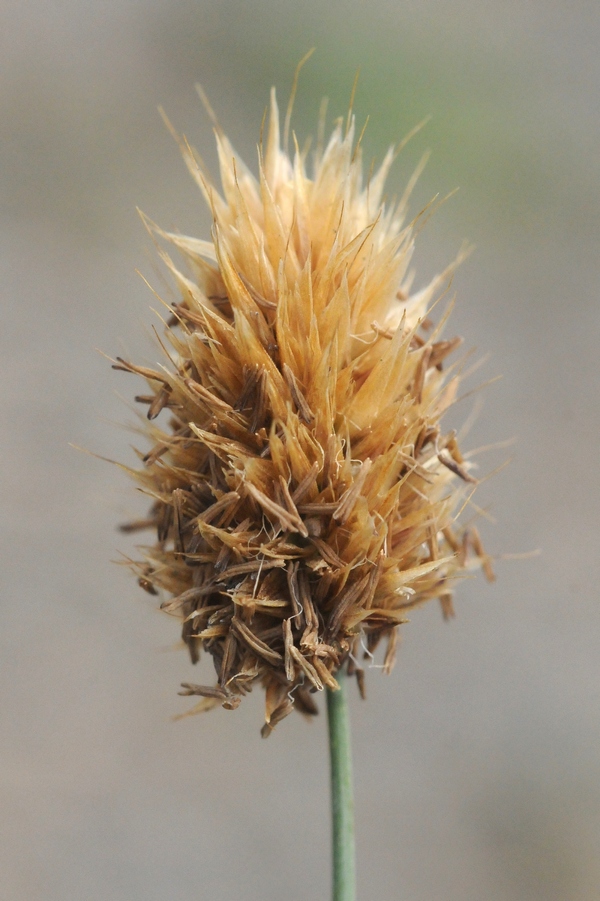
[{"x1": 117, "y1": 91, "x2": 492, "y2": 734}]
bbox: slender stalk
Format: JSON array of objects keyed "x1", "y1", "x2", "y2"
[{"x1": 326, "y1": 668, "x2": 356, "y2": 901}]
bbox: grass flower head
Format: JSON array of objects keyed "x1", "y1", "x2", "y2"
[{"x1": 116, "y1": 87, "x2": 493, "y2": 735}]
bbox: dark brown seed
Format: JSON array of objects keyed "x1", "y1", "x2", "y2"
[
  {"x1": 112, "y1": 357, "x2": 169, "y2": 385},
  {"x1": 237, "y1": 270, "x2": 277, "y2": 310},
  {"x1": 235, "y1": 365, "x2": 260, "y2": 413},
  {"x1": 293, "y1": 687, "x2": 319, "y2": 716},
  {"x1": 413, "y1": 345, "x2": 432, "y2": 404},
  {"x1": 438, "y1": 450, "x2": 477, "y2": 483},
  {"x1": 245, "y1": 482, "x2": 307, "y2": 536},
  {"x1": 178, "y1": 683, "x2": 228, "y2": 700},
  {"x1": 310, "y1": 537, "x2": 346, "y2": 570},
  {"x1": 282, "y1": 363, "x2": 314, "y2": 423},
  {"x1": 219, "y1": 631, "x2": 238, "y2": 685},
  {"x1": 327, "y1": 571, "x2": 371, "y2": 638},
  {"x1": 429, "y1": 336, "x2": 463, "y2": 370},
  {"x1": 286, "y1": 561, "x2": 302, "y2": 618},
  {"x1": 118, "y1": 518, "x2": 155, "y2": 533},
  {"x1": 291, "y1": 462, "x2": 320, "y2": 504},
  {"x1": 289, "y1": 646, "x2": 323, "y2": 691},
  {"x1": 147, "y1": 384, "x2": 173, "y2": 420},
  {"x1": 231, "y1": 617, "x2": 283, "y2": 666},
  {"x1": 333, "y1": 459, "x2": 372, "y2": 523},
  {"x1": 249, "y1": 368, "x2": 268, "y2": 433},
  {"x1": 138, "y1": 577, "x2": 158, "y2": 595}
]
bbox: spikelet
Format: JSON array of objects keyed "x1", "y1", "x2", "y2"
[{"x1": 116, "y1": 89, "x2": 493, "y2": 735}]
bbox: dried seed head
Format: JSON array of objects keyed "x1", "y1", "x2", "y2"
[{"x1": 117, "y1": 89, "x2": 494, "y2": 733}]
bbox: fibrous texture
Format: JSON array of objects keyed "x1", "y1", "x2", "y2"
[{"x1": 117, "y1": 90, "x2": 493, "y2": 735}]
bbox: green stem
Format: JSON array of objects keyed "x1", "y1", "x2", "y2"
[{"x1": 326, "y1": 667, "x2": 356, "y2": 901}]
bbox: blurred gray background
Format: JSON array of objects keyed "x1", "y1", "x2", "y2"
[{"x1": 1, "y1": 2, "x2": 599, "y2": 899}]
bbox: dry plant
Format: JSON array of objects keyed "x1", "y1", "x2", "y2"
[
  {"x1": 113, "y1": 68, "x2": 497, "y2": 900},
  {"x1": 116, "y1": 84, "x2": 493, "y2": 733}
]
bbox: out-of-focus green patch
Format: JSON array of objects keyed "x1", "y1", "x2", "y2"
[
  {"x1": 147, "y1": 1, "x2": 598, "y2": 243},
  {"x1": 246, "y1": 44, "x2": 563, "y2": 239}
]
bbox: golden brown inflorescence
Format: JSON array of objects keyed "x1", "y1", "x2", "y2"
[{"x1": 116, "y1": 90, "x2": 493, "y2": 735}]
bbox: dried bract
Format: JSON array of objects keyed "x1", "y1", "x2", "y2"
[{"x1": 117, "y1": 90, "x2": 493, "y2": 733}]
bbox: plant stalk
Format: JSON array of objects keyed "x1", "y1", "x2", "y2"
[{"x1": 326, "y1": 667, "x2": 356, "y2": 901}]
